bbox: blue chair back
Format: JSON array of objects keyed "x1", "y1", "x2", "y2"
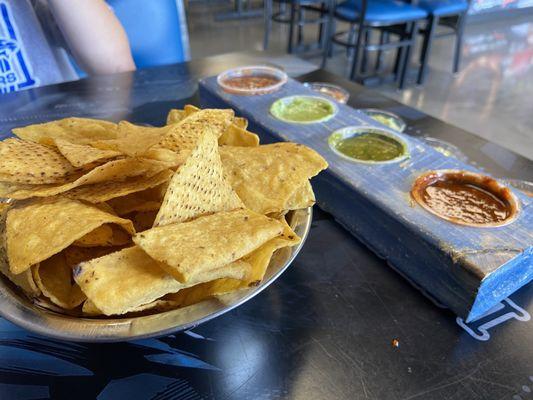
[{"x1": 107, "y1": 0, "x2": 190, "y2": 69}]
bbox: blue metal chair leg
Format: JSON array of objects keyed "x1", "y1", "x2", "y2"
[{"x1": 417, "y1": 15, "x2": 437, "y2": 85}]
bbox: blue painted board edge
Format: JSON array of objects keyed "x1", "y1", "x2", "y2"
[{"x1": 198, "y1": 80, "x2": 532, "y2": 322}]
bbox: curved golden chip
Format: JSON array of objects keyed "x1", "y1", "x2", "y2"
[
  {"x1": 6, "y1": 197, "x2": 135, "y2": 274},
  {"x1": 32, "y1": 253, "x2": 86, "y2": 309}
]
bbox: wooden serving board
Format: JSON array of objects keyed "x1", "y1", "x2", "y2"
[{"x1": 199, "y1": 76, "x2": 532, "y2": 322}]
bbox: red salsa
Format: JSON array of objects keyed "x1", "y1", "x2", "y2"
[
  {"x1": 222, "y1": 75, "x2": 281, "y2": 90},
  {"x1": 411, "y1": 171, "x2": 518, "y2": 226},
  {"x1": 421, "y1": 180, "x2": 510, "y2": 224}
]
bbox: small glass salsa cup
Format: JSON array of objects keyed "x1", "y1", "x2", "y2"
[
  {"x1": 361, "y1": 109, "x2": 407, "y2": 132},
  {"x1": 303, "y1": 82, "x2": 350, "y2": 104},
  {"x1": 217, "y1": 65, "x2": 288, "y2": 95}
]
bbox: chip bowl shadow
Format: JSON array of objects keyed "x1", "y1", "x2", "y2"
[{"x1": 0, "y1": 207, "x2": 313, "y2": 342}]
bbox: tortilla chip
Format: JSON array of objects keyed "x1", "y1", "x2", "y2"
[
  {"x1": 183, "y1": 104, "x2": 200, "y2": 116},
  {"x1": 32, "y1": 253, "x2": 86, "y2": 309},
  {"x1": 0, "y1": 204, "x2": 40, "y2": 296},
  {"x1": 73, "y1": 224, "x2": 130, "y2": 247},
  {"x1": 158, "y1": 109, "x2": 234, "y2": 156},
  {"x1": 218, "y1": 124, "x2": 259, "y2": 147},
  {"x1": 105, "y1": 183, "x2": 168, "y2": 215},
  {"x1": 220, "y1": 143, "x2": 327, "y2": 214},
  {"x1": 154, "y1": 128, "x2": 243, "y2": 226},
  {"x1": 64, "y1": 169, "x2": 172, "y2": 203},
  {"x1": 82, "y1": 299, "x2": 102, "y2": 315},
  {"x1": 6, "y1": 197, "x2": 135, "y2": 274},
  {"x1": 163, "y1": 278, "x2": 243, "y2": 307},
  {"x1": 144, "y1": 147, "x2": 183, "y2": 166},
  {"x1": 108, "y1": 225, "x2": 132, "y2": 246},
  {"x1": 166, "y1": 109, "x2": 186, "y2": 125},
  {"x1": 91, "y1": 121, "x2": 167, "y2": 157},
  {"x1": 74, "y1": 224, "x2": 114, "y2": 247},
  {"x1": 0, "y1": 138, "x2": 78, "y2": 184},
  {"x1": 146, "y1": 109, "x2": 235, "y2": 167},
  {"x1": 7, "y1": 158, "x2": 170, "y2": 200},
  {"x1": 64, "y1": 246, "x2": 119, "y2": 267},
  {"x1": 93, "y1": 202, "x2": 117, "y2": 215},
  {"x1": 286, "y1": 180, "x2": 316, "y2": 210},
  {"x1": 234, "y1": 117, "x2": 248, "y2": 129},
  {"x1": 243, "y1": 218, "x2": 300, "y2": 284},
  {"x1": 131, "y1": 210, "x2": 158, "y2": 232},
  {"x1": 54, "y1": 138, "x2": 121, "y2": 167},
  {"x1": 135, "y1": 209, "x2": 284, "y2": 282},
  {"x1": 74, "y1": 245, "x2": 251, "y2": 315},
  {"x1": 168, "y1": 106, "x2": 246, "y2": 130},
  {"x1": 164, "y1": 220, "x2": 300, "y2": 306},
  {"x1": 177, "y1": 105, "x2": 257, "y2": 147},
  {"x1": 0, "y1": 261, "x2": 40, "y2": 296},
  {"x1": 12, "y1": 117, "x2": 118, "y2": 146},
  {"x1": 83, "y1": 298, "x2": 183, "y2": 316},
  {"x1": 107, "y1": 192, "x2": 162, "y2": 216}
]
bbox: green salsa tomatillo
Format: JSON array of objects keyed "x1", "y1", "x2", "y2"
[
  {"x1": 270, "y1": 96, "x2": 336, "y2": 123},
  {"x1": 328, "y1": 128, "x2": 408, "y2": 163}
]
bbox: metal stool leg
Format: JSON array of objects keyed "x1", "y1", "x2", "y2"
[
  {"x1": 453, "y1": 13, "x2": 467, "y2": 74},
  {"x1": 361, "y1": 28, "x2": 371, "y2": 74},
  {"x1": 394, "y1": 46, "x2": 404, "y2": 81},
  {"x1": 417, "y1": 15, "x2": 437, "y2": 85},
  {"x1": 347, "y1": 23, "x2": 356, "y2": 57},
  {"x1": 317, "y1": 3, "x2": 326, "y2": 48},
  {"x1": 287, "y1": 1, "x2": 297, "y2": 53},
  {"x1": 321, "y1": 7, "x2": 335, "y2": 68},
  {"x1": 349, "y1": 25, "x2": 365, "y2": 81},
  {"x1": 399, "y1": 21, "x2": 418, "y2": 89},
  {"x1": 263, "y1": 0, "x2": 273, "y2": 50},
  {"x1": 297, "y1": 6, "x2": 304, "y2": 47},
  {"x1": 376, "y1": 30, "x2": 387, "y2": 72}
]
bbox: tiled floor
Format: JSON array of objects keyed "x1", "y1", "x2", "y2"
[{"x1": 187, "y1": 2, "x2": 533, "y2": 161}]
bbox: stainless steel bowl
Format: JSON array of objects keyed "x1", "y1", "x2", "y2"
[{"x1": 0, "y1": 208, "x2": 312, "y2": 342}]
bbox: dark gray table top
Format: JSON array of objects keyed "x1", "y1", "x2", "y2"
[{"x1": 0, "y1": 52, "x2": 531, "y2": 400}]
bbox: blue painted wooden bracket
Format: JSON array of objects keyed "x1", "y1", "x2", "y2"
[{"x1": 199, "y1": 76, "x2": 532, "y2": 322}]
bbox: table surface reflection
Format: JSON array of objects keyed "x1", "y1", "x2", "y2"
[{"x1": 0, "y1": 51, "x2": 531, "y2": 400}]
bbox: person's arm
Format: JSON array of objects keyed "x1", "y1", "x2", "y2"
[{"x1": 48, "y1": 0, "x2": 136, "y2": 75}]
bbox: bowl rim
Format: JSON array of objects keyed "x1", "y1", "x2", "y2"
[
  {"x1": 0, "y1": 208, "x2": 313, "y2": 342},
  {"x1": 270, "y1": 95, "x2": 338, "y2": 124},
  {"x1": 327, "y1": 126, "x2": 410, "y2": 165}
]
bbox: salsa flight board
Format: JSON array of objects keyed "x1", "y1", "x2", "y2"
[{"x1": 199, "y1": 76, "x2": 532, "y2": 322}]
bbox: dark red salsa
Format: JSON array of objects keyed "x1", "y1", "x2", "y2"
[
  {"x1": 421, "y1": 180, "x2": 510, "y2": 225},
  {"x1": 411, "y1": 171, "x2": 518, "y2": 226},
  {"x1": 222, "y1": 75, "x2": 280, "y2": 90}
]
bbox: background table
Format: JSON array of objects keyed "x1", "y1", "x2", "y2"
[{"x1": 0, "y1": 51, "x2": 531, "y2": 400}]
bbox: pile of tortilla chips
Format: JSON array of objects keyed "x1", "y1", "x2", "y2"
[{"x1": 0, "y1": 105, "x2": 327, "y2": 317}]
